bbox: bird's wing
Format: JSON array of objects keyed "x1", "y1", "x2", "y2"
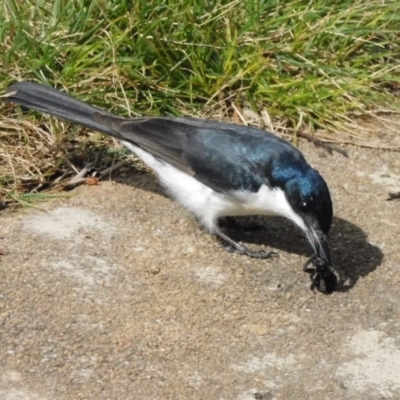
[
  {"x1": 94, "y1": 114, "x2": 195, "y2": 176},
  {"x1": 94, "y1": 114, "x2": 303, "y2": 193},
  {"x1": 4, "y1": 81, "x2": 304, "y2": 193}
]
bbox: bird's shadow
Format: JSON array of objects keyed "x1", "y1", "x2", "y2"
[
  {"x1": 113, "y1": 168, "x2": 383, "y2": 293},
  {"x1": 219, "y1": 215, "x2": 383, "y2": 292}
]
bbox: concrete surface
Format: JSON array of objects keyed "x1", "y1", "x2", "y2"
[{"x1": 1, "y1": 130, "x2": 400, "y2": 400}]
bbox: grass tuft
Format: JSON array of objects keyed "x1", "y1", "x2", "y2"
[{"x1": 1, "y1": 0, "x2": 399, "y2": 208}]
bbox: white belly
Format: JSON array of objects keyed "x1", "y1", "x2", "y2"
[{"x1": 121, "y1": 141, "x2": 306, "y2": 234}]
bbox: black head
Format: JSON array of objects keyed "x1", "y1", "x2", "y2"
[
  {"x1": 284, "y1": 168, "x2": 333, "y2": 265},
  {"x1": 283, "y1": 168, "x2": 336, "y2": 292},
  {"x1": 285, "y1": 168, "x2": 332, "y2": 233}
]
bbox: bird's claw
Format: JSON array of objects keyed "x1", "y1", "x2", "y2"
[
  {"x1": 245, "y1": 249, "x2": 278, "y2": 259},
  {"x1": 224, "y1": 245, "x2": 277, "y2": 259}
]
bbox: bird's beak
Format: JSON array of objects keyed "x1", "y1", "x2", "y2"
[
  {"x1": 304, "y1": 225, "x2": 337, "y2": 293},
  {"x1": 305, "y1": 225, "x2": 331, "y2": 266}
]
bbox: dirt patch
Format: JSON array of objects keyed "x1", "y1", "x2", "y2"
[{"x1": 0, "y1": 128, "x2": 400, "y2": 399}]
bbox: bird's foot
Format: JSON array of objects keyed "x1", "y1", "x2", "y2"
[
  {"x1": 215, "y1": 228, "x2": 277, "y2": 259},
  {"x1": 224, "y1": 244, "x2": 277, "y2": 259}
]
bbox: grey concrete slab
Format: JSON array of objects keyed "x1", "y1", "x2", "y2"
[{"x1": 1, "y1": 137, "x2": 400, "y2": 400}]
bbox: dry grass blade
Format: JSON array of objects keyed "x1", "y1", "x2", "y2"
[{"x1": 0, "y1": 0, "x2": 400, "y2": 209}]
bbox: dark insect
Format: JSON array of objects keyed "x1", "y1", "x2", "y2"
[{"x1": 303, "y1": 254, "x2": 337, "y2": 294}]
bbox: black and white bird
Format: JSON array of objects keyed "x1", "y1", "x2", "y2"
[{"x1": 4, "y1": 81, "x2": 336, "y2": 292}]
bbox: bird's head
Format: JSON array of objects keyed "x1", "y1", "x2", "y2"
[
  {"x1": 284, "y1": 169, "x2": 332, "y2": 262},
  {"x1": 282, "y1": 168, "x2": 336, "y2": 292}
]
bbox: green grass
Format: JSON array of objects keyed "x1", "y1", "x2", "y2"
[{"x1": 1, "y1": 0, "x2": 399, "y2": 208}]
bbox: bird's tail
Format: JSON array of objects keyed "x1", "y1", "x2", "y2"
[{"x1": 4, "y1": 81, "x2": 121, "y2": 139}]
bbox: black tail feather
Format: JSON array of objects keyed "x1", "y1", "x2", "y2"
[{"x1": 5, "y1": 81, "x2": 121, "y2": 139}]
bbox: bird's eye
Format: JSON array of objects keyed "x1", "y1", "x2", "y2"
[{"x1": 299, "y1": 201, "x2": 308, "y2": 212}]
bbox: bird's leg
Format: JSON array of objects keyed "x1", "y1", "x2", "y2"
[{"x1": 214, "y1": 228, "x2": 277, "y2": 259}]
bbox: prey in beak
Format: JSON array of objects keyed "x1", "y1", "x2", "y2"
[{"x1": 304, "y1": 226, "x2": 337, "y2": 293}]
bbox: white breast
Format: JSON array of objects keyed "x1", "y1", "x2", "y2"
[{"x1": 121, "y1": 141, "x2": 306, "y2": 234}]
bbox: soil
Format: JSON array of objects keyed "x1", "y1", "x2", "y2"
[{"x1": 1, "y1": 123, "x2": 400, "y2": 400}]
